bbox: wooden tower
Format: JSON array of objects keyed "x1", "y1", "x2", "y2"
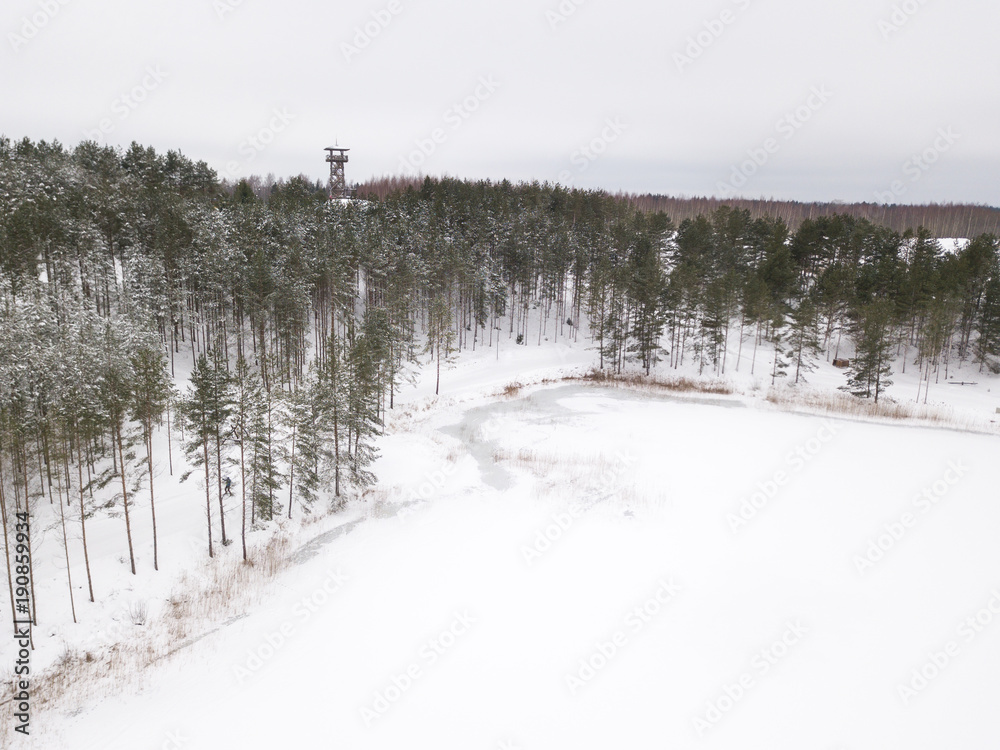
[{"x1": 325, "y1": 146, "x2": 350, "y2": 200}]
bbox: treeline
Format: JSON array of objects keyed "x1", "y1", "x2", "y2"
[
  {"x1": 1, "y1": 136, "x2": 1000, "y2": 627},
  {"x1": 619, "y1": 193, "x2": 1000, "y2": 239},
  {"x1": 354, "y1": 176, "x2": 1000, "y2": 239}
]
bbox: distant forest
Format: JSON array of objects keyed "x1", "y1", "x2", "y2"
[
  {"x1": 619, "y1": 194, "x2": 1000, "y2": 240},
  {"x1": 1, "y1": 137, "x2": 999, "y2": 623},
  {"x1": 355, "y1": 175, "x2": 1000, "y2": 239}
]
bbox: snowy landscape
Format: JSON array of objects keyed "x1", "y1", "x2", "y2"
[
  {"x1": 3, "y1": 266, "x2": 1000, "y2": 749},
  {"x1": 3, "y1": 0, "x2": 1000, "y2": 746}
]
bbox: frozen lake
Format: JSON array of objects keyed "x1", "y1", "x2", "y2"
[{"x1": 34, "y1": 384, "x2": 1000, "y2": 749}]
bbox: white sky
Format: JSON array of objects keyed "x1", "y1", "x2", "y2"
[{"x1": 3, "y1": 0, "x2": 998, "y2": 205}]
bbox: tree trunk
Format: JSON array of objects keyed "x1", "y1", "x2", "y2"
[
  {"x1": 333, "y1": 397, "x2": 341, "y2": 498},
  {"x1": 203, "y1": 432, "x2": 214, "y2": 558},
  {"x1": 146, "y1": 427, "x2": 159, "y2": 570},
  {"x1": 76, "y1": 435, "x2": 95, "y2": 602},
  {"x1": 116, "y1": 423, "x2": 137, "y2": 575},
  {"x1": 166, "y1": 398, "x2": 174, "y2": 476},
  {"x1": 56, "y1": 468, "x2": 77, "y2": 623},
  {"x1": 215, "y1": 430, "x2": 227, "y2": 545},
  {"x1": 287, "y1": 423, "x2": 296, "y2": 520},
  {"x1": 240, "y1": 436, "x2": 247, "y2": 562},
  {"x1": 435, "y1": 339, "x2": 441, "y2": 396}
]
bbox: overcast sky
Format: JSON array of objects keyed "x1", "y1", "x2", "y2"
[{"x1": 4, "y1": 0, "x2": 998, "y2": 205}]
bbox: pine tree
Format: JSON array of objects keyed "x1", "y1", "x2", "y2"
[
  {"x1": 322, "y1": 324, "x2": 349, "y2": 499},
  {"x1": 426, "y1": 294, "x2": 456, "y2": 395},
  {"x1": 916, "y1": 297, "x2": 956, "y2": 402},
  {"x1": 954, "y1": 234, "x2": 999, "y2": 360},
  {"x1": 130, "y1": 338, "x2": 170, "y2": 570},
  {"x1": 97, "y1": 318, "x2": 139, "y2": 575},
  {"x1": 844, "y1": 300, "x2": 895, "y2": 402},
  {"x1": 230, "y1": 355, "x2": 266, "y2": 558},
  {"x1": 248, "y1": 367, "x2": 283, "y2": 523},
  {"x1": 769, "y1": 307, "x2": 790, "y2": 386},
  {"x1": 180, "y1": 354, "x2": 233, "y2": 556},
  {"x1": 626, "y1": 232, "x2": 667, "y2": 375},
  {"x1": 344, "y1": 314, "x2": 384, "y2": 489},
  {"x1": 975, "y1": 274, "x2": 1000, "y2": 371},
  {"x1": 57, "y1": 305, "x2": 103, "y2": 601},
  {"x1": 286, "y1": 367, "x2": 327, "y2": 516},
  {"x1": 786, "y1": 297, "x2": 822, "y2": 384}
]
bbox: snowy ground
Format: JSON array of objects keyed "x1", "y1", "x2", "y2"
[{"x1": 5, "y1": 323, "x2": 1000, "y2": 748}]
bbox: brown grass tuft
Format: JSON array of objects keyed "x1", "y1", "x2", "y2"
[
  {"x1": 495, "y1": 381, "x2": 523, "y2": 399},
  {"x1": 764, "y1": 387, "x2": 999, "y2": 433},
  {"x1": 573, "y1": 369, "x2": 735, "y2": 395}
]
